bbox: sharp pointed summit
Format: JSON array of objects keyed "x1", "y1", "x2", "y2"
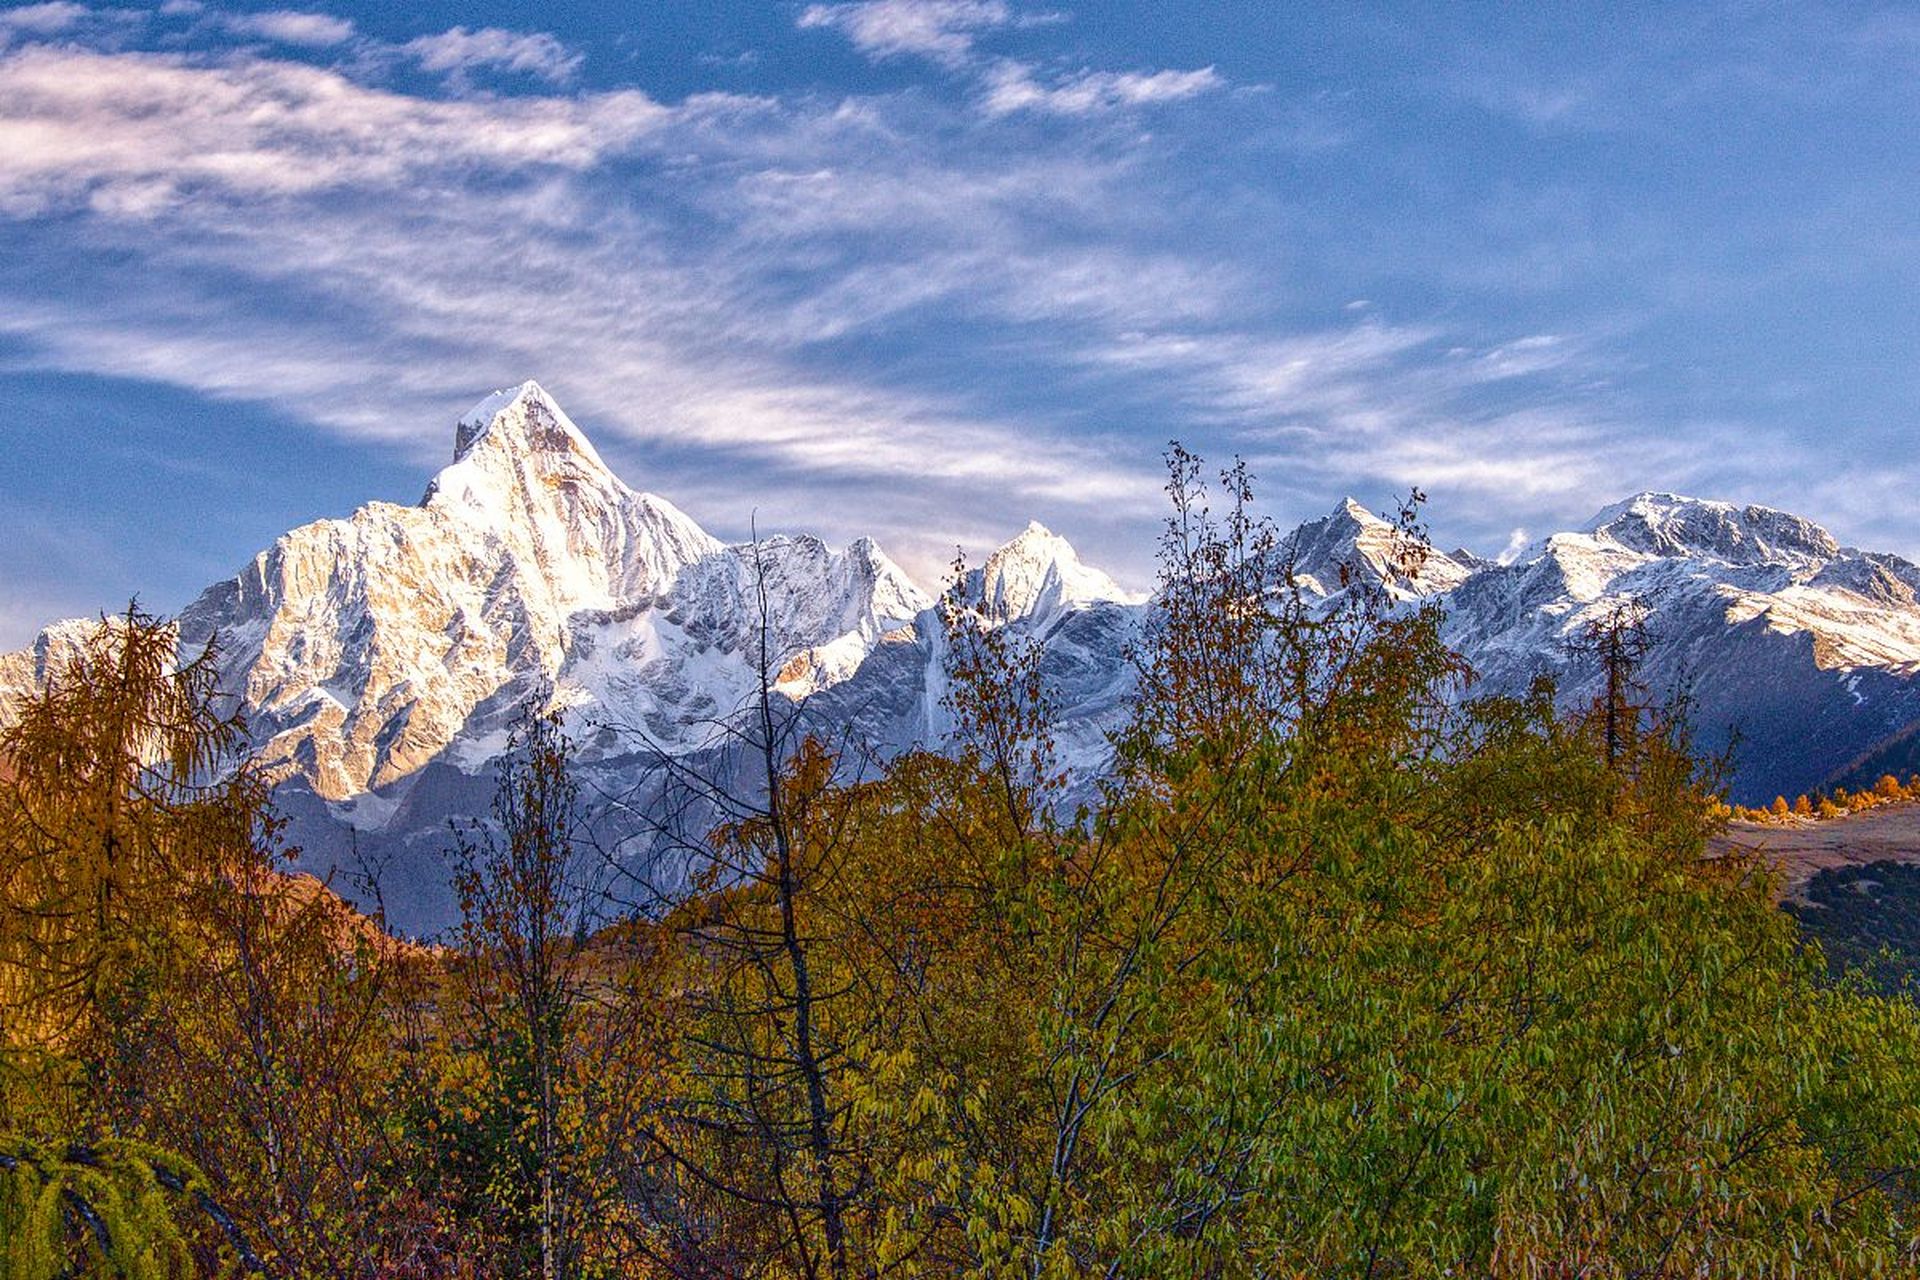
[
  {"x1": 1286, "y1": 497, "x2": 1472, "y2": 597},
  {"x1": 427, "y1": 381, "x2": 624, "y2": 516},
  {"x1": 1339, "y1": 495, "x2": 1380, "y2": 524},
  {"x1": 451, "y1": 381, "x2": 607, "y2": 467},
  {"x1": 973, "y1": 520, "x2": 1142, "y2": 626},
  {"x1": 420, "y1": 382, "x2": 719, "y2": 598}
]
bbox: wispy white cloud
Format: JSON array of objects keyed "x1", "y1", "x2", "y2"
[
  {"x1": 980, "y1": 61, "x2": 1221, "y2": 116},
  {"x1": 0, "y1": 47, "x2": 669, "y2": 216},
  {"x1": 1450, "y1": 73, "x2": 1592, "y2": 128},
  {"x1": 0, "y1": 39, "x2": 1178, "y2": 587},
  {"x1": 219, "y1": 9, "x2": 355, "y2": 48},
  {"x1": 0, "y1": 12, "x2": 1852, "y2": 607},
  {"x1": 698, "y1": 48, "x2": 762, "y2": 69},
  {"x1": 0, "y1": 29, "x2": 1680, "y2": 573},
  {"x1": 402, "y1": 26, "x2": 582, "y2": 85},
  {"x1": 1082, "y1": 320, "x2": 1784, "y2": 527},
  {"x1": 0, "y1": 2, "x2": 92, "y2": 36},
  {"x1": 799, "y1": 0, "x2": 1220, "y2": 120},
  {"x1": 1460, "y1": 333, "x2": 1573, "y2": 381},
  {"x1": 0, "y1": 2, "x2": 144, "y2": 48},
  {"x1": 798, "y1": 0, "x2": 1011, "y2": 66}
]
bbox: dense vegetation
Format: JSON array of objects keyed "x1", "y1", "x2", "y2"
[
  {"x1": 1788, "y1": 861, "x2": 1920, "y2": 996},
  {"x1": 8, "y1": 458, "x2": 1920, "y2": 1277}
]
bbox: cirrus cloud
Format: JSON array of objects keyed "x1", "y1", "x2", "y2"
[
  {"x1": 402, "y1": 26, "x2": 583, "y2": 85},
  {"x1": 0, "y1": 3, "x2": 92, "y2": 35},
  {"x1": 219, "y1": 9, "x2": 355, "y2": 47},
  {"x1": 0, "y1": 46, "x2": 670, "y2": 216},
  {"x1": 797, "y1": 0, "x2": 1011, "y2": 66},
  {"x1": 0, "y1": 34, "x2": 1180, "y2": 590},
  {"x1": 979, "y1": 61, "x2": 1222, "y2": 116}
]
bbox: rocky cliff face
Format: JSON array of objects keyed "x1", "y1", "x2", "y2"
[
  {"x1": 139, "y1": 382, "x2": 1137, "y2": 926},
  {"x1": 11, "y1": 387, "x2": 1920, "y2": 928},
  {"x1": 171, "y1": 383, "x2": 928, "y2": 805}
]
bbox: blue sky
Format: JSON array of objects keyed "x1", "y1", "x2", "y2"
[{"x1": 3, "y1": 0, "x2": 1919, "y2": 645}]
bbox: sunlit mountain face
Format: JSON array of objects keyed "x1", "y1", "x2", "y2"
[{"x1": 9, "y1": 384, "x2": 1920, "y2": 930}]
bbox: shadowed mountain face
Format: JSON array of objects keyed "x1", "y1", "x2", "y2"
[
  {"x1": 1433, "y1": 495, "x2": 1920, "y2": 804},
  {"x1": 6, "y1": 387, "x2": 1920, "y2": 929}
]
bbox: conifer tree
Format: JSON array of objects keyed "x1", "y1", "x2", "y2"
[{"x1": 0, "y1": 605, "x2": 246, "y2": 1077}]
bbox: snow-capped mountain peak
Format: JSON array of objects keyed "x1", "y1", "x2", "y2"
[
  {"x1": 1286, "y1": 497, "x2": 1473, "y2": 598},
  {"x1": 844, "y1": 536, "x2": 934, "y2": 630},
  {"x1": 451, "y1": 380, "x2": 604, "y2": 468},
  {"x1": 12, "y1": 381, "x2": 1920, "y2": 929},
  {"x1": 101, "y1": 385, "x2": 955, "y2": 814},
  {"x1": 428, "y1": 380, "x2": 625, "y2": 517},
  {"x1": 971, "y1": 520, "x2": 1142, "y2": 626},
  {"x1": 421, "y1": 381, "x2": 719, "y2": 601},
  {"x1": 1581, "y1": 492, "x2": 1841, "y2": 568}
]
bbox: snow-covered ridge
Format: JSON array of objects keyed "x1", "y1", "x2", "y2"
[
  {"x1": 1285, "y1": 497, "x2": 1473, "y2": 599},
  {"x1": 9, "y1": 394, "x2": 1920, "y2": 923},
  {"x1": 1582, "y1": 491, "x2": 1841, "y2": 568},
  {"x1": 1442, "y1": 491, "x2": 1920, "y2": 668},
  {"x1": 1170, "y1": 488, "x2": 1920, "y2": 803},
  {"x1": 968, "y1": 520, "x2": 1144, "y2": 628}
]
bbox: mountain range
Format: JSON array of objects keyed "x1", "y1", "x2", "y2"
[{"x1": 8, "y1": 381, "x2": 1920, "y2": 929}]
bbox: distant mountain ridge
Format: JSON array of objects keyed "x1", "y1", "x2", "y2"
[{"x1": 7, "y1": 382, "x2": 1920, "y2": 926}]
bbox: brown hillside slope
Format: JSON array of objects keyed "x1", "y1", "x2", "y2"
[{"x1": 1713, "y1": 801, "x2": 1920, "y2": 900}]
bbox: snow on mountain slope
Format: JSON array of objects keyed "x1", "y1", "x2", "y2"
[
  {"x1": 160, "y1": 381, "x2": 928, "y2": 805},
  {"x1": 10, "y1": 386, "x2": 1920, "y2": 924},
  {"x1": 1443, "y1": 491, "x2": 1920, "y2": 678},
  {"x1": 900, "y1": 521, "x2": 1148, "y2": 774},
  {"x1": 1582, "y1": 492, "x2": 1842, "y2": 569},
  {"x1": 1284, "y1": 498, "x2": 1474, "y2": 599},
  {"x1": 966, "y1": 520, "x2": 1145, "y2": 628},
  {"x1": 1437, "y1": 493, "x2": 1920, "y2": 802},
  {"x1": 0, "y1": 616, "x2": 160, "y2": 733},
  {"x1": 1175, "y1": 491, "x2": 1920, "y2": 805}
]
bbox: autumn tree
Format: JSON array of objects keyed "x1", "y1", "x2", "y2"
[
  {"x1": 1568, "y1": 595, "x2": 1654, "y2": 771},
  {"x1": 0, "y1": 606, "x2": 245, "y2": 1098},
  {"x1": 783, "y1": 451, "x2": 1920, "y2": 1276},
  {"x1": 419, "y1": 703, "x2": 637, "y2": 1280},
  {"x1": 137, "y1": 859, "x2": 407, "y2": 1277},
  {"x1": 0, "y1": 1136, "x2": 264, "y2": 1278},
  {"x1": 598, "y1": 532, "x2": 887, "y2": 1280},
  {"x1": 811, "y1": 457, "x2": 1470, "y2": 1275},
  {"x1": 0, "y1": 606, "x2": 394, "y2": 1276}
]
